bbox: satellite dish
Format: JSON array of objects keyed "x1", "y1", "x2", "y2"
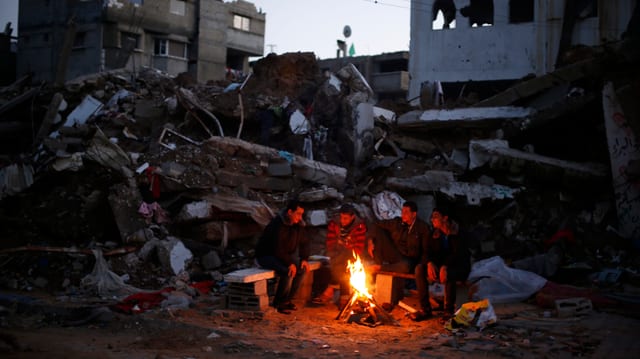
[{"x1": 343, "y1": 25, "x2": 352, "y2": 38}]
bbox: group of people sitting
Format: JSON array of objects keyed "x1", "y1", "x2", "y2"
[{"x1": 254, "y1": 200, "x2": 471, "y2": 321}]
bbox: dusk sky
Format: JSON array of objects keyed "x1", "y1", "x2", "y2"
[{"x1": 0, "y1": 0, "x2": 416, "y2": 59}]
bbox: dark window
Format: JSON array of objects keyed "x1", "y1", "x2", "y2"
[
  {"x1": 509, "y1": 0, "x2": 534, "y2": 23},
  {"x1": 577, "y1": 0, "x2": 598, "y2": 19},
  {"x1": 460, "y1": 0, "x2": 494, "y2": 27},
  {"x1": 432, "y1": 0, "x2": 456, "y2": 30},
  {"x1": 73, "y1": 31, "x2": 87, "y2": 48},
  {"x1": 121, "y1": 32, "x2": 140, "y2": 50},
  {"x1": 154, "y1": 39, "x2": 167, "y2": 55}
]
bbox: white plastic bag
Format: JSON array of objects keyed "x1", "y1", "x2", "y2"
[{"x1": 468, "y1": 256, "x2": 547, "y2": 303}]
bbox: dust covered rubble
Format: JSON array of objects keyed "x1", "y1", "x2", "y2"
[{"x1": 0, "y1": 49, "x2": 639, "y2": 316}]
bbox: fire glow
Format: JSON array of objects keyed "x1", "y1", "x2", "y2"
[
  {"x1": 347, "y1": 252, "x2": 373, "y2": 301},
  {"x1": 335, "y1": 252, "x2": 398, "y2": 326}
]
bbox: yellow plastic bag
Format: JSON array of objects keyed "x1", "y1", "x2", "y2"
[{"x1": 445, "y1": 298, "x2": 497, "y2": 331}]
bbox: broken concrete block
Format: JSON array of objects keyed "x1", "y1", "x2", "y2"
[
  {"x1": 266, "y1": 160, "x2": 292, "y2": 177},
  {"x1": 177, "y1": 201, "x2": 213, "y2": 222},
  {"x1": 162, "y1": 161, "x2": 186, "y2": 178},
  {"x1": 156, "y1": 237, "x2": 193, "y2": 275},
  {"x1": 441, "y1": 181, "x2": 521, "y2": 206},
  {"x1": 353, "y1": 102, "x2": 375, "y2": 166},
  {"x1": 386, "y1": 171, "x2": 456, "y2": 193},
  {"x1": 373, "y1": 106, "x2": 396, "y2": 124},
  {"x1": 298, "y1": 186, "x2": 344, "y2": 202},
  {"x1": 64, "y1": 95, "x2": 103, "y2": 127},
  {"x1": 107, "y1": 182, "x2": 147, "y2": 243},
  {"x1": 201, "y1": 251, "x2": 222, "y2": 270},
  {"x1": 215, "y1": 169, "x2": 293, "y2": 192},
  {"x1": 469, "y1": 139, "x2": 608, "y2": 182},
  {"x1": 305, "y1": 209, "x2": 328, "y2": 226},
  {"x1": 397, "y1": 106, "x2": 535, "y2": 128}
]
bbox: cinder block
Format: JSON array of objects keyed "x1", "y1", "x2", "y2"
[
  {"x1": 226, "y1": 294, "x2": 270, "y2": 311},
  {"x1": 555, "y1": 297, "x2": 592, "y2": 317},
  {"x1": 374, "y1": 274, "x2": 405, "y2": 305},
  {"x1": 227, "y1": 280, "x2": 268, "y2": 296}
]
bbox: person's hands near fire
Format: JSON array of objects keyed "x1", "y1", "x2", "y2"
[
  {"x1": 367, "y1": 238, "x2": 375, "y2": 260},
  {"x1": 288, "y1": 263, "x2": 297, "y2": 277},
  {"x1": 300, "y1": 260, "x2": 310, "y2": 272}
]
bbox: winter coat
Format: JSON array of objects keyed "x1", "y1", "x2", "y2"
[
  {"x1": 326, "y1": 215, "x2": 367, "y2": 257},
  {"x1": 255, "y1": 211, "x2": 310, "y2": 266},
  {"x1": 377, "y1": 217, "x2": 430, "y2": 261}
]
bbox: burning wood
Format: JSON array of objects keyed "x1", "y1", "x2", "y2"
[{"x1": 335, "y1": 253, "x2": 399, "y2": 327}]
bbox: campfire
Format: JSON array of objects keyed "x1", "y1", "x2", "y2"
[{"x1": 335, "y1": 253, "x2": 399, "y2": 327}]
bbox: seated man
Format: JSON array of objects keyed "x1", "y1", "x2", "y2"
[
  {"x1": 255, "y1": 200, "x2": 311, "y2": 314},
  {"x1": 426, "y1": 208, "x2": 471, "y2": 317},
  {"x1": 368, "y1": 201, "x2": 433, "y2": 321},
  {"x1": 319, "y1": 203, "x2": 368, "y2": 307}
]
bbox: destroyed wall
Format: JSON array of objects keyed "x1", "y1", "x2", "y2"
[{"x1": 408, "y1": 0, "x2": 636, "y2": 101}]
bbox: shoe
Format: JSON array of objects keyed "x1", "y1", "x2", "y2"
[
  {"x1": 276, "y1": 306, "x2": 291, "y2": 315},
  {"x1": 283, "y1": 301, "x2": 297, "y2": 310},
  {"x1": 311, "y1": 296, "x2": 330, "y2": 305},
  {"x1": 410, "y1": 310, "x2": 433, "y2": 322}
]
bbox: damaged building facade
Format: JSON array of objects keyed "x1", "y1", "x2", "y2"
[
  {"x1": 317, "y1": 51, "x2": 410, "y2": 102},
  {"x1": 16, "y1": 0, "x2": 265, "y2": 84},
  {"x1": 409, "y1": 0, "x2": 636, "y2": 103}
]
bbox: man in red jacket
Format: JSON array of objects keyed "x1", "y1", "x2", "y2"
[{"x1": 322, "y1": 204, "x2": 368, "y2": 307}]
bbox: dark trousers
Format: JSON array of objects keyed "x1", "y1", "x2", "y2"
[
  {"x1": 257, "y1": 256, "x2": 306, "y2": 307},
  {"x1": 329, "y1": 249, "x2": 356, "y2": 296},
  {"x1": 428, "y1": 262, "x2": 469, "y2": 313},
  {"x1": 371, "y1": 231, "x2": 430, "y2": 312},
  {"x1": 312, "y1": 265, "x2": 332, "y2": 298}
]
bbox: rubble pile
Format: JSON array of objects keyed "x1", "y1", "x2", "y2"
[{"x1": 0, "y1": 38, "x2": 639, "y2": 314}]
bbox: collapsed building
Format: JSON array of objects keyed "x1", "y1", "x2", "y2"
[{"x1": 0, "y1": 0, "x2": 639, "y2": 332}]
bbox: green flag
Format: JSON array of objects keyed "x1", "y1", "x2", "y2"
[{"x1": 348, "y1": 43, "x2": 356, "y2": 57}]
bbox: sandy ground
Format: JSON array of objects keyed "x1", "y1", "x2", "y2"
[{"x1": 2, "y1": 288, "x2": 640, "y2": 359}]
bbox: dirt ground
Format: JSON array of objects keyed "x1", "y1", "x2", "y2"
[{"x1": 2, "y1": 288, "x2": 640, "y2": 359}]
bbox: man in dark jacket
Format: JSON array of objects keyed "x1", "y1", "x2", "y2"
[
  {"x1": 426, "y1": 208, "x2": 471, "y2": 317},
  {"x1": 255, "y1": 200, "x2": 311, "y2": 314},
  {"x1": 368, "y1": 201, "x2": 433, "y2": 321}
]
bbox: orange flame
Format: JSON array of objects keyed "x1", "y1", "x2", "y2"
[{"x1": 347, "y1": 252, "x2": 373, "y2": 300}]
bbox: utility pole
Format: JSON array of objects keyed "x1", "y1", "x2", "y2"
[{"x1": 266, "y1": 44, "x2": 276, "y2": 54}]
